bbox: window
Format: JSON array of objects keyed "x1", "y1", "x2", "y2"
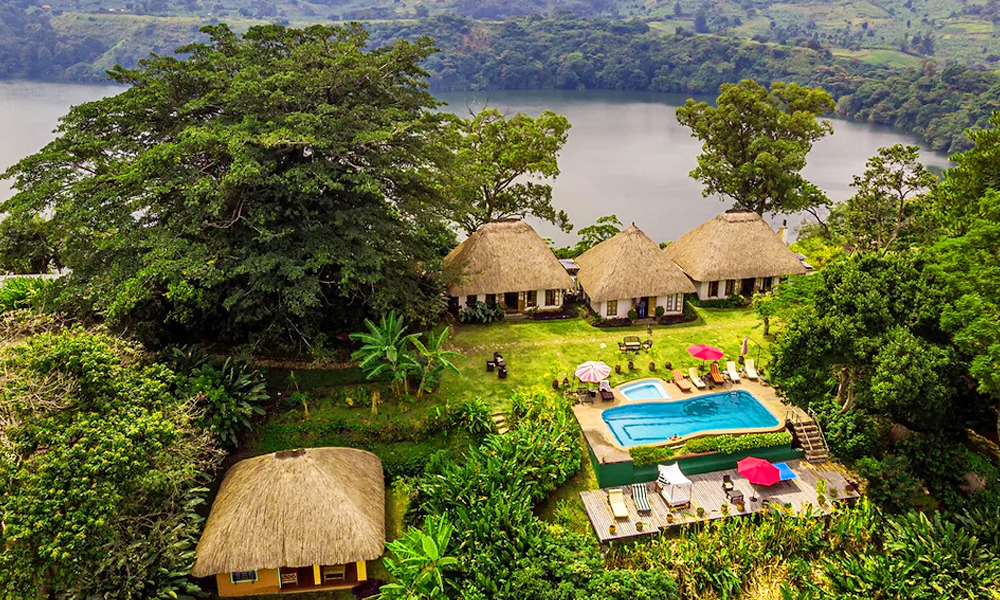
[
  {"x1": 231, "y1": 571, "x2": 258, "y2": 584},
  {"x1": 663, "y1": 294, "x2": 674, "y2": 312},
  {"x1": 525, "y1": 290, "x2": 537, "y2": 307},
  {"x1": 724, "y1": 279, "x2": 735, "y2": 296},
  {"x1": 545, "y1": 289, "x2": 558, "y2": 306},
  {"x1": 466, "y1": 295, "x2": 476, "y2": 306},
  {"x1": 486, "y1": 293, "x2": 497, "y2": 305},
  {"x1": 606, "y1": 299, "x2": 618, "y2": 317},
  {"x1": 761, "y1": 277, "x2": 773, "y2": 292},
  {"x1": 708, "y1": 281, "x2": 720, "y2": 297}
]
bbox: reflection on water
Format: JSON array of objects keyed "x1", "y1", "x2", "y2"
[
  {"x1": 1, "y1": 82, "x2": 951, "y2": 246},
  {"x1": 437, "y1": 89, "x2": 952, "y2": 245}
]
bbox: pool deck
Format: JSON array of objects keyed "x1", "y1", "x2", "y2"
[
  {"x1": 573, "y1": 376, "x2": 802, "y2": 463},
  {"x1": 580, "y1": 458, "x2": 862, "y2": 544}
]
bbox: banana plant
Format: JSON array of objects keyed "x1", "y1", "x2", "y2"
[
  {"x1": 409, "y1": 327, "x2": 464, "y2": 400},
  {"x1": 349, "y1": 312, "x2": 416, "y2": 398}
]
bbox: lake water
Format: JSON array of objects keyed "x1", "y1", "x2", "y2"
[{"x1": 0, "y1": 82, "x2": 951, "y2": 244}]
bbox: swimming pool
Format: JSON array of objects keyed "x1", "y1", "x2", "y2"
[
  {"x1": 618, "y1": 379, "x2": 671, "y2": 401},
  {"x1": 601, "y1": 390, "x2": 780, "y2": 447}
]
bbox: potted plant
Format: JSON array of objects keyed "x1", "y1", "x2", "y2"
[
  {"x1": 562, "y1": 376, "x2": 570, "y2": 388},
  {"x1": 552, "y1": 377, "x2": 560, "y2": 390},
  {"x1": 609, "y1": 522, "x2": 617, "y2": 534},
  {"x1": 648, "y1": 348, "x2": 657, "y2": 372},
  {"x1": 721, "y1": 503, "x2": 730, "y2": 516},
  {"x1": 696, "y1": 506, "x2": 705, "y2": 518},
  {"x1": 817, "y1": 494, "x2": 827, "y2": 506},
  {"x1": 628, "y1": 358, "x2": 635, "y2": 371},
  {"x1": 664, "y1": 361, "x2": 672, "y2": 370},
  {"x1": 636, "y1": 521, "x2": 644, "y2": 531},
  {"x1": 736, "y1": 499, "x2": 745, "y2": 512},
  {"x1": 666, "y1": 513, "x2": 675, "y2": 523},
  {"x1": 615, "y1": 363, "x2": 622, "y2": 374}
]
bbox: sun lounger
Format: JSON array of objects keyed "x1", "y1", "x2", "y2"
[
  {"x1": 744, "y1": 358, "x2": 759, "y2": 380},
  {"x1": 608, "y1": 488, "x2": 629, "y2": 519},
  {"x1": 688, "y1": 367, "x2": 706, "y2": 389},
  {"x1": 672, "y1": 369, "x2": 693, "y2": 392},
  {"x1": 633, "y1": 483, "x2": 651, "y2": 513},
  {"x1": 709, "y1": 362, "x2": 725, "y2": 384},
  {"x1": 726, "y1": 361, "x2": 741, "y2": 383},
  {"x1": 577, "y1": 387, "x2": 593, "y2": 404},
  {"x1": 599, "y1": 380, "x2": 615, "y2": 402}
]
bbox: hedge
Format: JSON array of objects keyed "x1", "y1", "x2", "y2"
[
  {"x1": 629, "y1": 444, "x2": 676, "y2": 466},
  {"x1": 683, "y1": 431, "x2": 793, "y2": 455}
]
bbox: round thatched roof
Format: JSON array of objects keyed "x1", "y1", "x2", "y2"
[
  {"x1": 663, "y1": 210, "x2": 807, "y2": 282},
  {"x1": 442, "y1": 220, "x2": 574, "y2": 297},
  {"x1": 191, "y1": 447, "x2": 385, "y2": 576},
  {"x1": 575, "y1": 224, "x2": 695, "y2": 302}
]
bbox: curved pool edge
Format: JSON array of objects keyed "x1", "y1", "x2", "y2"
[{"x1": 600, "y1": 385, "x2": 787, "y2": 448}]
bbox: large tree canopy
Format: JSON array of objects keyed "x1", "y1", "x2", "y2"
[
  {"x1": 1, "y1": 24, "x2": 456, "y2": 350},
  {"x1": 676, "y1": 79, "x2": 834, "y2": 217}
]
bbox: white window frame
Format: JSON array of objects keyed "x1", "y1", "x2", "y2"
[{"x1": 606, "y1": 299, "x2": 618, "y2": 317}]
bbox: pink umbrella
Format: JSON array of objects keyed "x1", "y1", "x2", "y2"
[
  {"x1": 741, "y1": 337, "x2": 749, "y2": 356},
  {"x1": 687, "y1": 344, "x2": 724, "y2": 362},
  {"x1": 575, "y1": 361, "x2": 611, "y2": 383},
  {"x1": 738, "y1": 456, "x2": 780, "y2": 502}
]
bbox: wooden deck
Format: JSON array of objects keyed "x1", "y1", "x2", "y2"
[{"x1": 580, "y1": 459, "x2": 861, "y2": 543}]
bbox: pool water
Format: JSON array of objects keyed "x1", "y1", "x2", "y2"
[
  {"x1": 602, "y1": 390, "x2": 780, "y2": 447},
  {"x1": 618, "y1": 380, "x2": 671, "y2": 401}
]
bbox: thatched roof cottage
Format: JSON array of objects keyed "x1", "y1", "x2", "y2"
[
  {"x1": 575, "y1": 224, "x2": 695, "y2": 319},
  {"x1": 663, "y1": 210, "x2": 807, "y2": 300},
  {"x1": 192, "y1": 447, "x2": 385, "y2": 597},
  {"x1": 442, "y1": 219, "x2": 574, "y2": 314}
]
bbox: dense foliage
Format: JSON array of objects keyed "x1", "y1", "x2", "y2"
[
  {"x1": 683, "y1": 431, "x2": 794, "y2": 455},
  {"x1": 3, "y1": 23, "x2": 458, "y2": 351},
  {"x1": 399, "y1": 387, "x2": 681, "y2": 599},
  {"x1": 0, "y1": 327, "x2": 222, "y2": 600}
]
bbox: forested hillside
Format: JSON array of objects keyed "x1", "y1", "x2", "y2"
[{"x1": 3, "y1": 1, "x2": 1000, "y2": 152}]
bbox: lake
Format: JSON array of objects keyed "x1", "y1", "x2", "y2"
[{"x1": 0, "y1": 82, "x2": 951, "y2": 245}]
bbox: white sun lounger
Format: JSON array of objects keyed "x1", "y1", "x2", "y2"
[
  {"x1": 744, "y1": 359, "x2": 759, "y2": 380},
  {"x1": 726, "y1": 361, "x2": 741, "y2": 383},
  {"x1": 688, "y1": 367, "x2": 706, "y2": 389}
]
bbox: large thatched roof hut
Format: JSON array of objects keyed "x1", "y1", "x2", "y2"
[
  {"x1": 663, "y1": 210, "x2": 807, "y2": 300},
  {"x1": 443, "y1": 219, "x2": 573, "y2": 314},
  {"x1": 192, "y1": 447, "x2": 384, "y2": 596},
  {"x1": 575, "y1": 224, "x2": 695, "y2": 319}
]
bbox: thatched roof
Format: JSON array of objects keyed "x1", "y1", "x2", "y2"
[
  {"x1": 575, "y1": 225, "x2": 695, "y2": 302},
  {"x1": 442, "y1": 220, "x2": 573, "y2": 296},
  {"x1": 191, "y1": 447, "x2": 385, "y2": 576},
  {"x1": 663, "y1": 211, "x2": 807, "y2": 282}
]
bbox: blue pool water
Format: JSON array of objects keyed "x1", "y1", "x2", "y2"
[
  {"x1": 618, "y1": 380, "x2": 671, "y2": 401},
  {"x1": 602, "y1": 390, "x2": 780, "y2": 447}
]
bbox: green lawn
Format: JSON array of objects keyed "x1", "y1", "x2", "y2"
[{"x1": 437, "y1": 307, "x2": 769, "y2": 410}]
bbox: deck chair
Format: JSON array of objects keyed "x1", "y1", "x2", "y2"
[
  {"x1": 709, "y1": 362, "x2": 725, "y2": 384},
  {"x1": 632, "y1": 483, "x2": 651, "y2": 513},
  {"x1": 744, "y1": 358, "x2": 759, "y2": 380},
  {"x1": 672, "y1": 369, "x2": 693, "y2": 392},
  {"x1": 726, "y1": 361, "x2": 741, "y2": 383},
  {"x1": 577, "y1": 387, "x2": 593, "y2": 404},
  {"x1": 599, "y1": 380, "x2": 615, "y2": 402},
  {"x1": 722, "y1": 475, "x2": 744, "y2": 504},
  {"x1": 688, "y1": 367, "x2": 707, "y2": 389},
  {"x1": 608, "y1": 488, "x2": 629, "y2": 519}
]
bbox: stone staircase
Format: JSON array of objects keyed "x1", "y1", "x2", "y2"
[
  {"x1": 491, "y1": 412, "x2": 509, "y2": 435},
  {"x1": 788, "y1": 409, "x2": 830, "y2": 463}
]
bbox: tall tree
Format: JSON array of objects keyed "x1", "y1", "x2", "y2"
[
  {"x1": 830, "y1": 144, "x2": 938, "y2": 254},
  {"x1": 676, "y1": 79, "x2": 835, "y2": 218},
  {"x1": 439, "y1": 108, "x2": 572, "y2": 235},
  {"x1": 1, "y1": 24, "x2": 456, "y2": 351}
]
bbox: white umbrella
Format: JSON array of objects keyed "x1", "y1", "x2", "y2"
[{"x1": 575, "y1": 361, "x2": 611, "y2": 383}]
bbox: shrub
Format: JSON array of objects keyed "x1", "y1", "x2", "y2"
[
  {"x1": 459, "y1": 300, "x2": 505, "y2": 324},
  {"x1": 688, "y1": 294, "x2": 747, "y2": 309},
  {"x1": 171, "y1": 351, "x2": 269, "y2": 448},
  {"x1": 629, "y1": 444, "x2": 676, "y2": 466},
  {"x1": 655, "y1": 305, "x2": 665, "y2": 317},
  {"x1": 627, "y1": 307, "x2": 638, "y2": 320},
  {"x1": 682, "y1": 431, "x2": 793, "y2": 455},
  {"x1": 854, "y1": 455, "x2": 924, "y2": 513},
  {"x1": 0, "y1": 277, "x2": 56, "y2": 313}
]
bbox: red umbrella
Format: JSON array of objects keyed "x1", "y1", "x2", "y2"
[
  {"x1": 737, "y1": 457, "x2": 780, "y2": 486},
  {"x1": 687, "y1": 344, "x2": 724, "y2": 362},
  {"x1": 574, "y1": 361, "x2": 612, "y2": 383},
  {"x1": 738, "y1": 457, "x2": 780, "y2": 502}
]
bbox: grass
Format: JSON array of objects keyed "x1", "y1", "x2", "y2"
[
  {"x1": 438, "y1": 307, "x2": 768, "y2": 410},
  {"x1": 830, "y1": 47, "x2": 926, "y2": 68}
]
